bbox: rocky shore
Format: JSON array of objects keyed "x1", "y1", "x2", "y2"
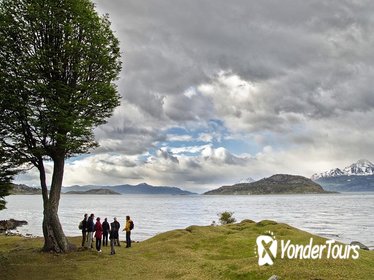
[{"x1": 0, "y1": 219, "x2": 28, "y2": 233}]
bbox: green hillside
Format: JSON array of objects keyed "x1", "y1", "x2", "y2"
[{"x1": 0, "y1": 220, "x2": 373, "y2": 279}]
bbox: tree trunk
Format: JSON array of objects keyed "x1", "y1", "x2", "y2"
[
  {"x1": 42, "y1": 202, "x2": 71, "y2": 252},
  {"x1": 40, "y1": 154, "x2": 74, "y2": 253}
]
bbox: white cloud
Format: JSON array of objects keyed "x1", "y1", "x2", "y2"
[
  {"x1": 183, "y1": 87, "x2": 197, "y2": 98},
  {"x1": 197, "y1": 133, "x2": 214, "y2": 143},
  {"x1": 166, "y1": 134, "x2": 193, "y2": 142},
  {"x1": 170, "y1": 145, "x2": 210, "y2": 155}
]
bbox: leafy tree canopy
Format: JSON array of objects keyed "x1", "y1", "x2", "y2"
[{"x1": 0, "y1": 0, "x2": 121, "y2": 164}]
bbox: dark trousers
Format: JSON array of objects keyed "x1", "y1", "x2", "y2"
[
  {"x1": 116, "y1": 233, "x2": 120, "y2": 246},
  {"x1": 81, "y1": 231, "x2": 86, "y2": 247},
  {"x1": 96, "y1": 238, "x2": 102, "y2": 251},
  {"x1": 103, "y1": 232, "x2": 109, "y2": 246},
  {"x1": 126, "y1": 231, "x2": 131, "y2": 247}
]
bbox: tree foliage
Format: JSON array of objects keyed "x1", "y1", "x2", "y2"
[
  {"x1": 218, "y1": 211, "x2": 236, "y2": 225},
  {"x1": 0, "y1": 0, "x2": 121, "y2": 252},
  {"x1": 0, "y1": 148, "x2": 16, "y2": 210}
]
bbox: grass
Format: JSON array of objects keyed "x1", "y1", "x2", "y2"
[{"x1": 0, "y1": 220, "x2": 373, "y2": 280}]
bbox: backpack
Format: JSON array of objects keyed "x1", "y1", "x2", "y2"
[
  {"x1": 78, "y1": 221, "x2": 83, "y2": 230},
  {"x1": 129, "y1": 220, "x2": 134, "y2": 230}
]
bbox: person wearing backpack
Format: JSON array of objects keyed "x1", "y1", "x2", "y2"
[{"x1": 123, "y1": 215, "x2": 134, "y2": 248}]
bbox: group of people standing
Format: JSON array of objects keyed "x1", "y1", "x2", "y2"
[{"x1": 80, "y1": 214, "x2": 133, "y2": 255}]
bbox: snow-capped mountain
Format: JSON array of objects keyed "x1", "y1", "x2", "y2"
[
  {"x1": 311, "y1": 159, "x2": 374, "y2": 180},
  {"x1": 343, "y1": 159, "x2": 374, "y2": 176},
  {"x1": 237, "y1": 177, "x2": 256, "y2": 184},
  {"x1": 311, "y1": 168, "x2": 345, "y2": 180}
]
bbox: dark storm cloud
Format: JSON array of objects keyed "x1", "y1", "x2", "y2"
[{"x1": 94, "y1": 0, "x2": 374, "y2": 128}]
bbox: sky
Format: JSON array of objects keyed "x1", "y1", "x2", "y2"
[{"x1": 16, "y1": 0, "x2": 374, "y2": 193}]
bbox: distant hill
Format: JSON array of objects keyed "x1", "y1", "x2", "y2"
[
  {"x1": 311, "y1": 159, "x2": 374, "y2": 191},
  {"x1": 10, "y1": 184, "x2": 42, "y2": 195},
  {"x1": 314, "y1": 175, "x2": 374, "y2": 192},
  {"x1": 64, "y1": 188, "x2": 121, "y2": 195},
  {"x1": 62, "y1": 183, "x2": 196, "y2": 195},
  {"x1": 204, "y1": 174, "x2": 328, "y2": 195}
]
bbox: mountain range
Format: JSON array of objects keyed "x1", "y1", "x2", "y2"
[
  {"x1": 64, "y1": 188, "x2": 121, "y2": 195},
  {"x1": 311, "y1": 159, "x2": 374, "y2": 180},
  {"x1": 10, "y1": 184, "x2": 42, "y2": 195},
  {"x1": 11, "y1": 160, "x2": 374, "y2": 195},
  {"x1": 311, "y1": 159, "x2": 374, "y2": 192},
  {"x1": 62, "y1": 183, "x2": 196, "y2": 195},
  {"x1": 10, "y1": 183, "x2": 195, "y2": 195}
]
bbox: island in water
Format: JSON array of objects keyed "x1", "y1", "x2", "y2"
[
  {"x1": 64, "y1": 188, "x2": 121, "y2": 195},
  {"x1": 10, "y1": 184, "x2": 42, "y2": 195},
  {"x1": 204, "y1": 174, "x2": 330, "y2": 195}
]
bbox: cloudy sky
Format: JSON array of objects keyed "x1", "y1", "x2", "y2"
[{"x1": 17, "y1": 0, "x2": 374, "y2": 193}]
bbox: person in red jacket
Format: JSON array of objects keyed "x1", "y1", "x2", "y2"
[{"x1": 94, "y1": 217, "x2": 103, "y2": 252}]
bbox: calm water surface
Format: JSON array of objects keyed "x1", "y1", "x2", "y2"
[{"x1": 0, "y1": 193, "x2": 373, "y2": 249}]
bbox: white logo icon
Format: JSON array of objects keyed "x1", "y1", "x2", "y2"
[{"x1": 256, "y1": 232, "x2": 277, "y2": 266}]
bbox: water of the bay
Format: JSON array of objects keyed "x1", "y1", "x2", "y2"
[{"x1": 0, "y1": 192, "x2": 373, "y2": 249}]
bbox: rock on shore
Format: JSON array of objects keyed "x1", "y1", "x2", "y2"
[
  {"x1": 351, "y1": 241, "x2": 370, "y2": 251},
  {"x1": 0, "y1": 219, "x2": 28, "y2": 232}
]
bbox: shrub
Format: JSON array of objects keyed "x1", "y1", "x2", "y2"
[{"x1": 218, "y1": 211, "x2": 236, "y2": 225}]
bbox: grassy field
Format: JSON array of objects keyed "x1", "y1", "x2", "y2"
[{"x1": 0, "y1": 220, "x2": 373, "y2": 280}]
